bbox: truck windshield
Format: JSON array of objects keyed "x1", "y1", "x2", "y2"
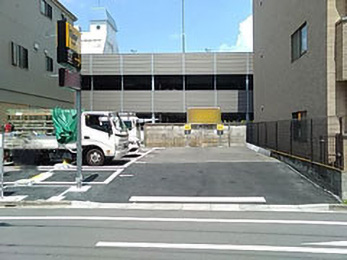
[
  {"x1": 123, "y1": 120, "x2": 133, "y2": 130},
  {"x1": 113, "y1": 115, "x2": 127, "y2": 132}
]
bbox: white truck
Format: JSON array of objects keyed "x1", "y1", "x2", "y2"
[
  {"x1": 119, "y1": 112, "x2": 142, "y2": 153},
  {"x1": 4, "y1": 111, "x2": 129, "y2": 166}
]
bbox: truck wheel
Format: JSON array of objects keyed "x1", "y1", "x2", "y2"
[{"x1": 85, "y1": 148, "x2": 104, "y2": 166}]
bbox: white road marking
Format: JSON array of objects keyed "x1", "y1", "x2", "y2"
[
  {"x1": 303, "y1": 241, "x2": 347, "y2": 247},
  {"x1": 103, "y1": 169, "x2": 124, "y2": 184},
  {"x1": 46, "y1": 186, "x2": 91, "y2": 202},
  {"x1": 1, "y1": 216, "x2": 347, "y2": 227},
  {"x1": 30, "y1": 172, "x2": 53, "y2": 183},
  {"x1": 123, "y1": 149, "x2": 155, "y2": 168},
  {"x1": 46, "y1": 196, "x2": 65, "y2": 202},
  {"x1": 95, "y1": 242, "x2": 347, "y2": 255},
  {"x1": 0, "y1": 196, "x2": 27, "y2": 202},
  {"x1": 67, "y1": 186, "x2": 91, "y2": 192},
  {"x1": 129, "y1": 196, "x2": 267, "y2": 203},
  {"x1": 119, "y1": 174, "x2": 134, "y2": 177}
]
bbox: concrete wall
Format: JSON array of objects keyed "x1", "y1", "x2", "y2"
[
  {"x1": 144, "y1": 124, "x2": 246, "y2": 147},
  {"x1": 0, "y1": 0, "x2": 75, "y2": 122},
  {"x1": 253, "y1": 0, "x2": 328, "y2": 121},
  {"x1": 271, "y1": 151, "x2": 343, "y2": 198}
]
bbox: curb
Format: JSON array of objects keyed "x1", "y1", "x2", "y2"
[
  {"x1": 0, "y1": 200, "x2": 346, "y2": 212},
  {"x1": 0, "y1": 200, "x2": 71, "y2": 208},
  {"x1": 246, "y1": 143, "x2": 272, "y2": 157}
]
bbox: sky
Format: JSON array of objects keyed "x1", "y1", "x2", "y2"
[{"x1": 59, "y1": 0, "x2": 253, "y2": 53}]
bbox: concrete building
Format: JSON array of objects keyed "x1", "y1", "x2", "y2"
[
  {"x1": 0, "y1": 0, "x2": 77, "y2": 125},
  {"x1": 253, "y1": 0, "x2": 347, "y2": 122},
  {"x1": 81, "y1": 8, "x2": 119, "y2": 54},
  {"x1": 81, "y1": 52, "x2": 253, "y2": 122}
]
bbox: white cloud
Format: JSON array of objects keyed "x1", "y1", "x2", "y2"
[{"x1": 219, "y1": 15, "x2": 253, "y2": 52}]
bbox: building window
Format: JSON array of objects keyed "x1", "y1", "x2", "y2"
[
  {"x1": 11, "y1": 42, "x2": 28, "y2": 69},
  {"x1": 292, "y1": 111, "x2": 307, "y2": 142},
  {"x1": 45, "y1": 56, "x2": 53, "y2": 72},
  {"x1": 124, "y1": 76, "x2": 151, "y2": 91},
  {"x1": 291, "y1": 23, "x2": 308, "y2": 62},
  {"x1": 155, "y1": 75, "x2": 183, "y2": 91},
  {"x1": 186, "y1": 75, "x2": 213, "y2": 91},
  {"x1": 217, "y1": 75, "x2": 253, "y2": 90},
  {"x1": 40, "y1": 0, "x2": 53, "y2": 19}
]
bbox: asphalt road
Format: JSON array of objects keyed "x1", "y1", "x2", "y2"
[
  {"x1": 64, "y1": 147, "x2": 338, "y2": 204},
  {"x1": 1, "y1": 208, "x2": 347, "y2": 259}
]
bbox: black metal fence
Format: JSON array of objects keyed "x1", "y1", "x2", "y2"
[{"x1": 247, "y1": 117, "x2": 344, "y2": 170}]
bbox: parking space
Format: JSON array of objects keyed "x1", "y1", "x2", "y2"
[
  {"x1": 1, "y1": 149, "x2": 153, "y2": 202},
  {"x1": 0, "y1": 147, "x2": 340, "y2": 204}
]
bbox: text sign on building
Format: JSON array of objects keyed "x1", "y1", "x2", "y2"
[{"x1": 57, "y1": 20, "x2": 81, "y2": 71}]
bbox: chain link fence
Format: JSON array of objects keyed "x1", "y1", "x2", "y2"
[{"x1": 247, "y1": 116, "x2": 344, "y2": 170}]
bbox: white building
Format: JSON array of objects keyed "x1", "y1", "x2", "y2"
[{"x1": 81, "y1": 7, "x2": 119, "y2": 54}]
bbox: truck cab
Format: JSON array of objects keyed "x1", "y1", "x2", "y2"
[{"x1": 81, "y1": 111, "x2": 129, "y2": 166}]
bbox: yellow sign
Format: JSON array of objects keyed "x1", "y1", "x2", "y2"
[
  {"x1": 65, "y1": 22, "x2": 81, "y2": 53},
  {"x1": 57, "y1": 20, "x2": 81, "y2": 70},
  {"x1": 184, "y1": 124, "x2": 192, "y2": 131},
  {"x1": 217, "y1": 124, "x2": 224, "y2": 131}
]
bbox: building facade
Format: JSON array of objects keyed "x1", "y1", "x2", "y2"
[
  {"x1": 81, "y1": 8, "x2": 119, "y2": 54},
  {"x1": 253, "y1": 0, "x2": 347, "y2": 122},
  {"x1": 81, "y1": 52, "x2": 253, "y2": 122},
  {"x1": 0, "y1": 0, "x2": 76, "y2": 125}
]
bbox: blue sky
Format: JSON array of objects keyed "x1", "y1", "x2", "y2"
[{"x1": 60, "y1": 0, "x2": 252, "y2": 53}]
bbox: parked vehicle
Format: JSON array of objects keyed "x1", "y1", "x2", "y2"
[
  {"x1": 4, "y1": 110, "x2": 129, "y2": 166},
  {"x1": 119, "y1": 112, "x2": 141, "y2": 153}
]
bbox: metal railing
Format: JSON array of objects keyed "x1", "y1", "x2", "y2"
[{"x1": 247, "y1": 116, "x2": 344, "y2": 170}]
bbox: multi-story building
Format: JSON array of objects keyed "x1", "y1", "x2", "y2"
[
  {"x1": 81, "y1": 52, "x2": 253, "y2": 122},
  {"x1": 253, "y1": 0, "x2": 347, "y2": 123},
  {"x1": 0, "y1": 0, "x2": 77, "y2": 125},
  {"x1": 81, "y1": 7, "x2": 119, "y2": 54}
]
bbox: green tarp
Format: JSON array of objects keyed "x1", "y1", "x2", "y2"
[{"x1": 52, "y1": 108, "x2": 78, "y2": 144}]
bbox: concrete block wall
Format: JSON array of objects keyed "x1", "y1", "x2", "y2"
[{"x1": 144, "y1": 124, "x2": 246, "y2": 148}]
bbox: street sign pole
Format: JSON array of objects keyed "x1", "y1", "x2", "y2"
[
  {"x1": 0, "y1": 130, "x2": 4, "y2": 199},
  {"x1": 76, "y1": 89, "x2": 83, "y2": 188}
]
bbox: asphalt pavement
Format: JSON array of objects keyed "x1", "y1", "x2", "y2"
[
  {"x1": 64, "y1": 147, "x2": 338, "y2": 204},
  {"x1": 1, "y1": 146, "x2": 339, "y2": 204},
  {"x1": 1, "y1": 208, "x2": 347, "y2": 259}
]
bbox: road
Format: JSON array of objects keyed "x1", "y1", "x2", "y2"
[{"x1": 1, "y1": 208, "x2": 347, "y2": 259}]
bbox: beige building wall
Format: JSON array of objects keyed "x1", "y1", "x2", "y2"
[
  {"x1": 253, "y1": 0, "x2": 328, "y2": 122},
  {"x1": 254, "y1": 0, "x2": 347, "y2": 122}
]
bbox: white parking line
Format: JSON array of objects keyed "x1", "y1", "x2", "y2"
[
  {"x1": 123, "y1": 149, "x2": 156, "y2": 168},
  {"x1": 95, "y1": 242, "x2": 347, "y2": 255},
  {"x1": 129, "y1": 196, "x2": 267, "y2": 203},
  {"x1": 47, "y1": 186, "x2": 91, "y2": 202},
  {"x1": 103, "y1": 169, "x2": 124, "y2": 184},
  {"x1": 0, "y1": 196, "x2": 27, "y2": 202}
]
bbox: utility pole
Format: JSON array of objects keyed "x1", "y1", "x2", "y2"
[{"x1": 182, "y1": 0, "x2": 186, "y2": 114}]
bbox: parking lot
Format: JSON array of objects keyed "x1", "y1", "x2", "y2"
[{"x1": 1, "y1": 146, "x2": 339, "y2": 205}]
